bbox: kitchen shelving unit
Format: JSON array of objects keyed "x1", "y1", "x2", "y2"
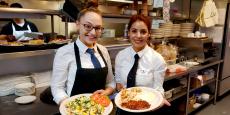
[{"x1": 164, "y1": 60, "x2": 223, "y2": 115}]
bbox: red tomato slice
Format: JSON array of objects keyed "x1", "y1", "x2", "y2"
[{"x1": 91, "y1": 94, "x2": 111, "y2": 107}]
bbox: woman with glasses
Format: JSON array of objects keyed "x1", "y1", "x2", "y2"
[
  {"x1": 115, "y1": 15, "x2": 171, "y2": 114},
  {"x1": 49, "y1": 1, "x2": 115, "y2": 105}
]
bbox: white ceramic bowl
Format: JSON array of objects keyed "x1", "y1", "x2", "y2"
[{"x1": 201, "y1": 93, "x2": 210, "y2": 101}]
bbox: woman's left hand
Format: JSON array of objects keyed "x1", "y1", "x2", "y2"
[
  {"x1": 151, "y1": 98, "x2": 171, "y2": 112},
  {"x1": 162, "y1": 98, "x2": 171, "y2": 106}
]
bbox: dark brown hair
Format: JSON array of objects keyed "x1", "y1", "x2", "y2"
[
  {"x1": 127, "y1": 14, "x2": 151, "y2": 33},
  {"x1": 84, "y1": 0, "x2": 98, "y2": 9},
  {"x1": 77, "y1": 1, "x2": 101, "y2": 20},
  {"x1": 10, "y1": 3, "x2": 23, "y2": 8}
]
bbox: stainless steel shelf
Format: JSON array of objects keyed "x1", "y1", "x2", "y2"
[
  {"x1": 0, "y1": 49, "x2": 56, "y2": 60},
  {"x1": 165, "y1": 60, "x2": 223, "y2": 82},
  {"x1": 190, "y1": 79, "x2": 216, "y2": 93},
  {"x1": 188, "y1": 96, "x2": 214, "y2": 114},
  {"x1": 0, "y1": 43, "x2": 131, "y2": 60},
  {"x1": 0, "y1": 8, "x2": 61, "y2": 15},
  {"x1": 0, "y1": 8, "x2": 62, "y2": 19}
]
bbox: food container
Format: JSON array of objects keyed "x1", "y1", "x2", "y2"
[
  {"x1": 166, "y1": 59, "x2": 177, "y2": 65},
  {"x1": 123, "y1": 9, "x2": 137, "y2": 15},
  {"x1": 102, "y1": 29, "x2": 115, "y2": 38},
  {"x1": 189, "y1": 95, "x2": 196, "y2": 110},
  {"x1": 164, "y1": 89, "x2": 173, "y2": 99},
  {"x1": 167, "y1": 64, "x2": 187, "y2": 73},
  {"x1": 201, "y1": 93, "x2": 210, "y2": 102},
  {"x1": 193, "y1": 103, "x2": 201, "y2": 109},
  {"x1": 149, "y1": 12, "x2": 157, "y2": 16},
  {"x1": 190, "y1": 75, "x2": 203, "y2": 88}
]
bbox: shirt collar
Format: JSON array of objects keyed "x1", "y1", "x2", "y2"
[
  {"x1": 130, "y1": 45, "x2": 149, "y2": 58},
  {"x1": 75, "y1": 37, "x2": 98, "y2": 54}
]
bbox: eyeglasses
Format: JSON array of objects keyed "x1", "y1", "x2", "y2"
[{"x1": 81, "y1": 23, "x2": 104, "y2": 33}]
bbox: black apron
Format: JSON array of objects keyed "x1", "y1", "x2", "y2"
[{"x1": 70, "y1": 43, "x2": 108, "y2": 96}]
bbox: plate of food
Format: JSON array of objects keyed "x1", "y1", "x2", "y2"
[
  {"x1": 59, "y1": 93, "x2": 113, "y2": 115},
  {"x1": 115, "y1": 87, "x2": 163, "y2": 113},
  {"x1": 6, "y1": 42, "x2": 24, "y2": 46},
  {"x1": 23, "y1": 39, "x2": 45, "y2": 46}
]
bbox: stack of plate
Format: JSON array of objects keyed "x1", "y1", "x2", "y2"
[
  {"x1": 180, "y1": 23, "x2": 194, "y2": 37},
  {"x1": 151, "y1": 29, "x2": 164, "y2": 39},
  {"x1": 171, "y1": 24, "x2": 181, "y2": 37},
  {"x1": 159, "y1": 22, "x2": 173, "y2": 38},
  {"x1": 14, "y1": 82, "x2": 35, "y2": 96},
  {"x1": 0, "y1": 85, "x2": 14, "y2": 96},
  {"x1": 0, "y1": 75, "x2": 32, "y2": 96},
  {"x1": 31, "y1": 71, "x2": 52, "y2": 88}
]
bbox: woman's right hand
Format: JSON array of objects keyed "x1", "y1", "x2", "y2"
[
  {"x1": 58, "y1": 97, "x2": 68, "y2": 106},
  {"x1": 116, "y1": 83, "x2": 124, "y2": 92}
]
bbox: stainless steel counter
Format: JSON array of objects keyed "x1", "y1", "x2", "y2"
[{"x1": 0, "y1": 87, "x2": 58, "y2": 115}]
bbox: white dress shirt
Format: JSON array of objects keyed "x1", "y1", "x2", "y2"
[
  {"x1": 51, "y1": 39, "x2": 115, "y2": 104},
  {"x1": 115, "y1": 45, "x2": 166, "y2": 94}
]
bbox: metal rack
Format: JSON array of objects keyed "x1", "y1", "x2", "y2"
[{"x1": 165, "y1": 60, "x2": 223, "y2": 115}]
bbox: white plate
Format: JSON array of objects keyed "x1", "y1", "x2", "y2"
[
  {"x1": 15, "y1": 95, "x2": 36, "y2": 104},
  {"x1": 115, "y1": 87, "x2": 163, "y2": 113},
  {"x1": 59, "y1": 93, "x2": 113, "y2": 115}
]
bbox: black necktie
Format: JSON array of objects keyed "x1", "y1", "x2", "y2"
[
  {"x1": 127, "y1": 54, "x2": 139, "y2": 88},
  {"x1": 86, "y1": 48, "x2": 101, "y2": 68}
]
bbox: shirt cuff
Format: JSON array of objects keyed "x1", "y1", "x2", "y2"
[
  {"x1": 53, "y1": 91, "x2": 69, "y2": 104},
  {"x1": 106, "y1": 81, "x2": 116, "y2": 90}
]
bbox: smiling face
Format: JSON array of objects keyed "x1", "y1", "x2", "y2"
[
  {"x1": 76, "y1": 12, "x2": 103, "y2": 48},
  {"x1": 128, "y1": 20, "x2": 150, "y2": 52}
]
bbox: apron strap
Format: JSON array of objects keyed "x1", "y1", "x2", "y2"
[
  {"x1": 27, "y1": 24, "x2": 32, "y2": 32},
  {"x1": 97, "y1": 46, "x2": 108, "y2": 67},
  {"x1": 12, "y1": 23, "x2": 16, "y2": 31},
  {"x1": 74, "y1": 42, "x2": 82, "y2": 68}
]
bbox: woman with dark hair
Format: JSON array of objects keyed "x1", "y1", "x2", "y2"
[
  {"x1": 50, "y1": 2, "x2": 115, "y2": 105},
  {"x1": 115, "y1": 15, "x2": 171, "y2": 114},
  {"x1": 0, "y1": 3, "x2": 38, "y2": 41}
]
